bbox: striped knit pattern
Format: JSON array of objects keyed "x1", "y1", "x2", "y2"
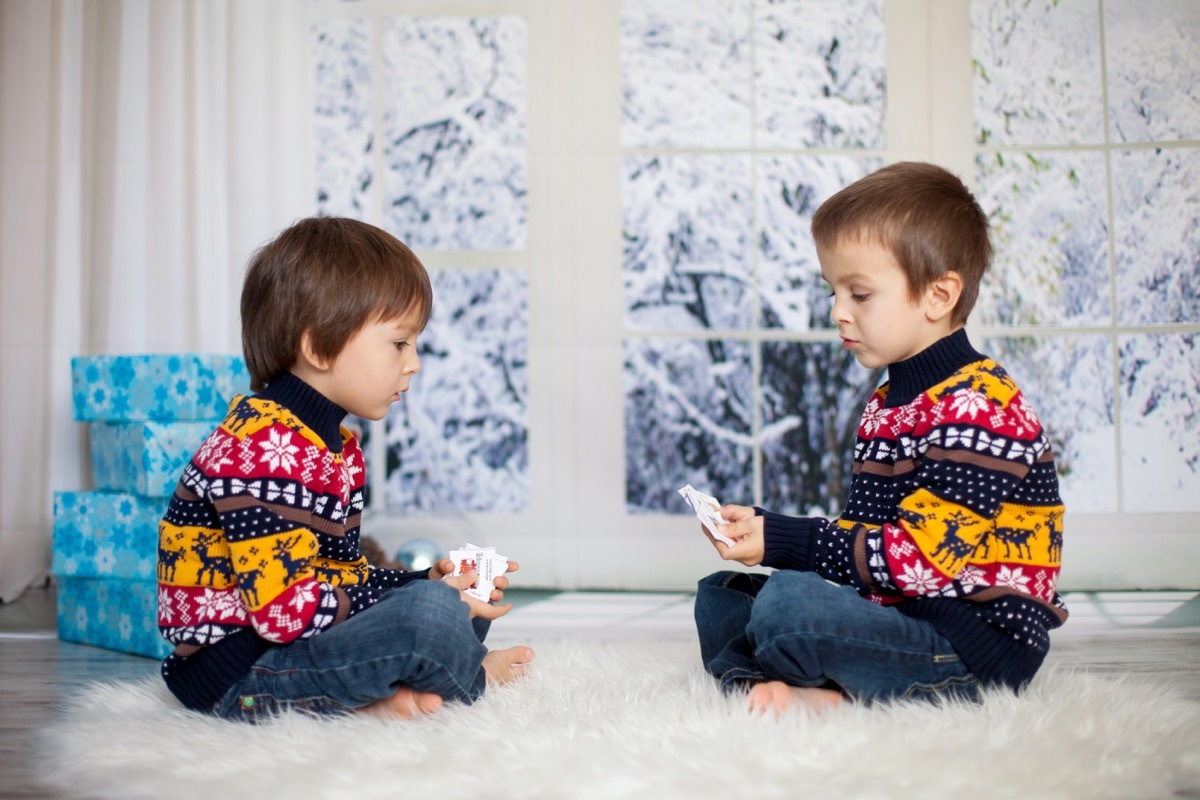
[
  {"x1": 157, "y1": 374, "x2": 419, "y2": 653},
  {"x1": 761, "y1": 330, "x2": 1067, "y2": 690}
]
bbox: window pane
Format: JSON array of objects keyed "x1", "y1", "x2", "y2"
[
  {"x1": 1105, "y1": 0, "x2": 1200, "y2": 143},
  {"x1": 624, "y1": 337, "x2": 753, "y2": 512},
  {"x1": 975, "y1": 150, "x2": 1111, "y2": 326},
  {"x1": 972, "y1": 0, "x2": 1104, "y2": 145},
  {"x1": 1114, "y1": 147, "x2": 1200, "y2": 325},
  {"x1": 754, "y1": 0, "x2": 885, "y2": 149},
  {"x1": 620, "y1": 0, "x2": 751, "y2": 148},
  {"x1": 384, "y1": 269, "x2": 529, "y2": 512},
  {"x1": 622, "y1": 154, "x2": 754, "y2": 331},
  {"x1": 381, "y1": 17, "x2": 528, "y2": 250},
  {"x1": 312, "y1": 17, "x2": 373, "y2": 218},
  {"x1": 1119, "y1": 333, "x2": 1200, "y2": 512}
]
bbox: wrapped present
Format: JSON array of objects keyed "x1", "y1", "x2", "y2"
[
  {"x1": 72, "y1": 354, "x2": 249, "y2": 422},
  {"x1": 55, "y1": 576, "x2": 170, "y2": 659},
  {"x1": 52, "y1": 491, "x2": 166, "y2": 581},
  {"x1": 89, "y1": 421, "x2": 213, "y2": 497}
]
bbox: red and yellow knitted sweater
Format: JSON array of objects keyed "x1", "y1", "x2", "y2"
[
  {"x1": 761, "y1": 330, "x2": 1068, "y2": 691},
  {"x1": 156, "y1": 372, "x2": 423, "y2": 710}
]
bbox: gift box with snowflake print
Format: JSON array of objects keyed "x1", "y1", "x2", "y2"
[
  {"x1": 89, "y1": 421, "x2": 214, "y2": 497},
  {"x1": 55, "y1": 576, "x2": 170, "y2": 659},
  {"x1": 51, "y1": 491, "x2": 166, "y2": 581},
  {"x1": 71, "y1": 354, "x2": 249, "y2": 422}
]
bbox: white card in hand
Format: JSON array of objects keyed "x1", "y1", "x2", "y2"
[
  {"x1": 677, "y1": 484, "x2": 736, "y2": 546},
  {"x1": 448, "y1": 543, "x2": 509, "y2": 602}
]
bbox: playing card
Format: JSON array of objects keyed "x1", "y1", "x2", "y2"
[
  {"x1": 678, "y1": 484, "x2": 737, "y2": 546},
  {"x1": 448, "y1": 543, "x2": 509, "y2": 602}
]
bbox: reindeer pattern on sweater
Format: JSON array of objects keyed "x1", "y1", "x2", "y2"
[{"x1": 157, "y1": 394, "x2": 411, "y2": 650}]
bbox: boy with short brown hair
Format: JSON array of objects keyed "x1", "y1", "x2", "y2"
[
  {"x1": 695, "y1": 162, "x2": 1067, "y2": 714},
  {"x1": 158, "y1": 216, "x2": 532, "y2": 721}
]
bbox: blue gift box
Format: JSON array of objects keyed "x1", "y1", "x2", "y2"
[
  {"x1": 89, "y1": 421, "x2": 213, "y2": 497},
  {"x1": 55, "y1": 576, "x2": 170, "y2": 659},
  {"x1": 72, "y1": 354, "x2": 249, "y2": 422},
  {"x1": 52, "y1": 491, "x2": 166, "y2": 581}
]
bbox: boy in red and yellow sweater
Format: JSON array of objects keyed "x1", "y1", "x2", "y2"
[
  {"x1": 695, "y1": 162, "x2": 1067, "y2": 714},
  {"x1": 157, "y1": 217, "x2": 533, "y2": 721}
]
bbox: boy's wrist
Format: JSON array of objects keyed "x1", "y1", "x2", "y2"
[{"x1": 758, "y1": 509, "x2": 813, "y2": 572}]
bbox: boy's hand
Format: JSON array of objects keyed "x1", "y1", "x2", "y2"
[
  {"x1": 703, "y1": 505, "x2": 765, "y2": 567},
  {"x1": 434, "y1": 559, "x2": 521, "y2": 619}
]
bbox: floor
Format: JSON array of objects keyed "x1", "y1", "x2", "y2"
[{"x1": 1, "y1": 583, "x2": 1198, "y2": 799}]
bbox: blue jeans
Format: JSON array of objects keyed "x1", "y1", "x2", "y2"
[
  {"x1": 215, "y1": 580, "x2": 490, "y2": 722},
  {"x1": 695, "y1": 570, "x2": 981, "y2": 704}
]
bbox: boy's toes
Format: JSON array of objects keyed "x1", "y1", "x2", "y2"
[
  {"x1": 483, "y1": 645, "x2": 536, "y2": 686},
  {"x1": 415, "y1": 692, "x2": 444, "y2": 714}
]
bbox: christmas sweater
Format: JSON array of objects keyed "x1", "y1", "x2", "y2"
[
  {"x1": 760, "y1": 329, "x2": 1067, "y2": 691},
  {"x1": 156, "y1": 372, "x2": 426, "y2": 710}
]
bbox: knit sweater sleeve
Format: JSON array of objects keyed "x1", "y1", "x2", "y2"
[
  {"x1": 760, "y1": 511, "x2": 856, "y2": 586},
  {"x1": 367, "y1": 565, "x2": 432, "y2": 588}
]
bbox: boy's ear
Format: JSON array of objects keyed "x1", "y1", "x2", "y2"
[
  {"x1": 298, "y1": 329, "x2": 332, "y2": 372},
  {"x1": 925, "y1": 271, "x2": 963, "y2": 322}
]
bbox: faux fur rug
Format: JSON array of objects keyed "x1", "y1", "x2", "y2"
[{"x1": 37, "y1": 640, "x2": 1200, "y2": 800}]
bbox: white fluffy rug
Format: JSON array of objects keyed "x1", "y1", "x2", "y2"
[{"x1": 37, "y1": 640, "x2": 1200, "y2": 800}]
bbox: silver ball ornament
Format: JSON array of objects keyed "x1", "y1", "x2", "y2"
[{"x1": 396, "y1": 537, "x2": 443, "y2": 572}]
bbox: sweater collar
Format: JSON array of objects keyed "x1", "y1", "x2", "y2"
[
  {"x1": 884, "y1": 328, "x2": 984, "y2": 408},
  {"x1": 257, "y1": 371, "x2": 347, "y2": 454}
]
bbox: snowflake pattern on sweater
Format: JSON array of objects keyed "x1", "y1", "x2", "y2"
[
  {"x1": 847, "y1": 366, "x2": 1065, "y2": 607},
  {"x1": 157, "y1": 391, "x2": 419, "y2": 651},
  {"x1": 761, "y1": 332, "x2": 1068, "y2": 688}
]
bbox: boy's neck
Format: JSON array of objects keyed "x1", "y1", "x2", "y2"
[
  {"x1": 258, "y1": 371, "x2": 349, "y2": 453},
  {"x1": 883, "y1": 328, "x2": 984, "y2": 408}
]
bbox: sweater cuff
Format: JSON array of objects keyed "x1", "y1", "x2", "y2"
[{"x1": 758, "y1": 508, "x2": 814, "y2": 571}]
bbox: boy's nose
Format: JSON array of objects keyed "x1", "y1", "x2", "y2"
[{"x1": 829, "y1": 296, "x2": 848, "y2": 325}]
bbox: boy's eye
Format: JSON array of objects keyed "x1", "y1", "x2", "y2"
[
  {"x1": 852, "y1": 293, "x2": 870, "y2": 302},
  {"x1": 394, "y1": 341, "x2": 408, "y2": 350}
]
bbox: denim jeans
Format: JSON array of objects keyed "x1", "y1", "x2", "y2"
[
  {"x1": 215, "y1": 580, "x2": 490, "y2": 722},
  {"x1": 695, "y1": 570, "x2": 981, "y2": 704}
]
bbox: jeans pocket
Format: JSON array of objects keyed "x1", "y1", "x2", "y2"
[
  {"x1": 215, "y1": 691, "x2": 280, "y2": 723},
  {"x1": 899, "y1": 672, "x2": 982, "y2": 704}
]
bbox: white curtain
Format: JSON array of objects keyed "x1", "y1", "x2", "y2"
[{"x1": 0, "y1": 0, "x2": 315, "y2": 602}]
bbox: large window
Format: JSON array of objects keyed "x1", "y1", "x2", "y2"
[
  {"x1": 307, "y1": 0, "x2": 1200, "y2": 590},
  {"x1": 619, "y1": 0, "x2": 886, "y2": 515}
]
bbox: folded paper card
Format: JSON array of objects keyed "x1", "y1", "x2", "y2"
[
  {"x1": 52, "y1": 491, "x2": 166, "y2": 581},
  {"x1": 72, "y1": 354, "x2": 249, "y2": 422},
  {"x1": 89, "y1": 421, "x2": 213, "y2": 497}
]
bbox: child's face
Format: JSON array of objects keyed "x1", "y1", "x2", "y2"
[
  {"x1": 818, "y1": 238, "x2": 950, "y2": 370},
  {"x1": 319, "y1": 310, "x2": 424, "y2": 421}
]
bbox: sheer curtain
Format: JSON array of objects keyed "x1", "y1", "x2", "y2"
[{"x1": 0, "y1": 0, "x2": 314, "y2": 602}]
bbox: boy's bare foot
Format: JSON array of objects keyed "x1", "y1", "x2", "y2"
[
  {"x1": 358, "y1": 686, "x2": 444, "y2": 719},
  {"x1": 483, "y1": 645, "x2": 535, "y2": 686},
  {"x1": 747, "y1": 680, "x2": 844, "y2": 717}
]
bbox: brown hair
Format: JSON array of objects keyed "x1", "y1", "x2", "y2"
[
  {"x1": 240, "y1": 217, "x2": 432, "y2": 391},
  {"x1": 811, "y1": 162, "x2": 992, "y2": 327}
]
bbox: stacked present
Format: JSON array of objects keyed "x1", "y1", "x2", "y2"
[{"x1": 52, "y1": 355, "x2": 249, "y2": 658}]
